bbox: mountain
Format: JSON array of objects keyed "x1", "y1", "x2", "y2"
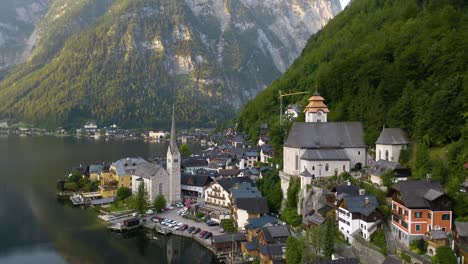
[
  {"x1": 0, "y1": 0, "x2": 50, "y2": 70},
  {"x1": 238, "y1": 0, "x2": 467, "y2": 148},
  {"x1": 0, "y1": 0, "x2": 341, "y2": 128}
]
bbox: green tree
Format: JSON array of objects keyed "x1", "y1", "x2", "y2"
[
  {"x1": 153, "y1": 194, "x2": 166, "y2": 212},
  {"x1": 431, "y1": 246, "x2": 456, "y2": 264},
  {"x1": 381, "y1": 170, "x2": 395, "y2": 188},
  {"x1": 134, "y1": 183, "x2": 149, "y2": 215},
  {"x1": 117, "y1": 187, "x2": 132, "y2": 201},
  {"x1": 180, "y1": 144, "x2": 191, "y2": 157},
  {"x1": 286, "y1": 236, "x2": 304, "y2": 264},
  {"x1": 64, "y1": 182, "x2": 78, "y2": 191},
  {"x1": 413, "y1": 143, "x2": 432, "y2": 179},
  {"x1": 323, "y1": 213, "x2": 337, "y2": 259}
]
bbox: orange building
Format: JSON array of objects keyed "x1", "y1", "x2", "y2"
[{"x1": 389, "y1": 181, "x2": 452, "y2": 247}]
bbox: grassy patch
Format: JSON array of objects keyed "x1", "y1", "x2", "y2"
[{"x1": 370, "y1": 229, "x2": 387, "y2": 256}]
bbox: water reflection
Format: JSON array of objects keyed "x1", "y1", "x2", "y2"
[{"x1": 0, "y1": 136, "x2": 213, "y2": 264}]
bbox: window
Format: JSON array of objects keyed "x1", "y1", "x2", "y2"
[
  {"x1": 385, "y1": 150, "x2": 389, "y2": 161},
  {"x1": 393, "y1": 204, "x2": 396, "y2": 210},
  {"x1": 404, "y1": 210, "x2": 408, "y2": 216},
  {"x1": 295, "y1": 154, "x2": 299, "y2": 171},
  {"x1": 343, "y1": 165, "x2": 346, "y2": 171},
  {"x1": 325, "y1": 163, "x2": 329, "y2": 172},
  {"x1": 398, "y1": 208, "x2": 402, "y2": 215},
  {"x1": 442, "y1": 214, "x2": 450, "y2": 220},
  {"x1": 174, "y1": 159, "x2": 178, "y2": 163},
  {"x1": 378, "y1": 151, "x2": 381, "y2": 160},
  {"x1": 312, "y1": 166, "x2": 315, "y2": 170},
  {"x1": 415, "y1": 212, "x2": 422, "y2": 218},
  {"x1": 415, "y1": 224, "x2": 421, "y2": 231},
  {"x1": 402, "y1": 221, "x2": 408, "y2": 228},
  {"x1": 428, "y1": 213, "x2": 431, "y2": 219},
  {"x1": 159, "y1": 183, "x2": 163, "y2": 195},
  {"x1": 358, "y1": 151, "x2": 361, "y2": 155}
]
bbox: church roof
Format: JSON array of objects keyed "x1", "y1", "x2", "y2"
[
  {"x1": 304, "y1": 91, "x2": 329, "y2": 113},
  {"x1": 133, "y1": 162, "x2": 165, "y2": 179},
  {"x1": 376, "y1": 128, "x2": 410, "y2": 145},
  {"x1": 301, "y1": 149, "x2": 349, "y2": 161},
  {"x1": 111, "y1": 157, "x2": 148, "y2": 176},
  {"x1": 285, "y1": 122, "x2": 366, "y2": 149}
]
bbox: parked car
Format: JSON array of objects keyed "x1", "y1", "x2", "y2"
[
  {"x1": 198, "y1": 231, "x2": 207, "y2": 238},
  {"x1": 206, "y1": 220, "x2": 219, "y2": 226},
  {"x1": 187, "y1": 226, "x2": 195, "y2": 233},
  {"x1": 193, "y1": 228, "x2": 201, "y2": 234},
  {"x1": 203, "y1": 232, "x2": 212, "y2": 239},
  {"x1": 180, "y1": 224, "x2": 188, "y2": 231},
  {"x1": 146, "y1": 209, "x2": 154, "y2": 215},
  {"x1": 150, "y1": 216, "x2": 159, "y2": 223}
]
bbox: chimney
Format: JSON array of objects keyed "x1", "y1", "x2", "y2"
[
  {"x1": 365, "y1": 197, "x2": 370, "y2": 205},
  {"x1": 359, "y1": 189, "x2": 365, "y2": 196}
]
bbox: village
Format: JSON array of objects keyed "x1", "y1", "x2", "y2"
[{"x1": 56, "y1": 93, "x2": 467, "y2": 264}]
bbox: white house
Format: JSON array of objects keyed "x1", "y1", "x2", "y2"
[
  {"x1": 375, "y1": 128, "x2": 410, "y2": 162},
  {"x1": 84, "y1": 122, "x2": 98, "y2": 132},
  {"x1": 338, "y1": 195, "x2": 382, "y2": 243},
  {"x1": 149, "y1": 131, "x2": 169, "y2": 140},
  {"x1": 285, "y1": 104, "x2": 301, "y2": 120},
  {"x1": 204, "y1": 177, "x2": 254, "y2": 208},
  {"x1": 181, "y1": 174, "x2": 213, "y2": 198}
]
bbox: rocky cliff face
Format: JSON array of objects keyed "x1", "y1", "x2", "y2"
[
  {"x1": 0, "y1": 0, "x2": 50, "y2": 69},
  {"x1": 0, "y1": 0, "x2": 341, "y2": 128}
]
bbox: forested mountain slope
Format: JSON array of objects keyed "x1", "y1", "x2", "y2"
[
  {"x1": 238, "y1": 0, "x2": 467, "y2": 148},
  {"x1": 0, "y1": 0, "x2": 341, "y2": 128}
]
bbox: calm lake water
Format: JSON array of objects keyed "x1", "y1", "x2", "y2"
[{"x1": 0, "y1": 136, "x2": 214, "y2": 264}]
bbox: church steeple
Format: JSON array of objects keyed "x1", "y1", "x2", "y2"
[
  {"x1": 167, "y1": 105, "x2": 181, "y2": 204},
  {"x1": 304, "y1": 89, "x2": 329, "y2": 123},
  {"x1": 169, "y1": 106, "x2": 179, "y2": 154}
]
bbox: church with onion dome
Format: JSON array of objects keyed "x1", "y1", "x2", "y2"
[{"x1": 279, "y1": 90, "x2": 367, "y2": 203}]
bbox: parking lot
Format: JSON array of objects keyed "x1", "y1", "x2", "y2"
[{"x1": 153, "y1": 208, "x2": 224, "y2": 236}]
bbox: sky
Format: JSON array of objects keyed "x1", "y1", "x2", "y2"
[{"x1": 340, "y1": 0, "x2": 351, "y2": 8}]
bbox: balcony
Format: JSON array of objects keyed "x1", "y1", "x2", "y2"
[{"x1": 208, "y1": 193, "x2": 225, "y2": 199}]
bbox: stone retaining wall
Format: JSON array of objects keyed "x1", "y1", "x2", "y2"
[{"x1": 351, "y1": 238, "x2": 386, "y2": 264}]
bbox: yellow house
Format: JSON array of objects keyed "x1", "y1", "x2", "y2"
[
  {"x1": 99, "y1": 181, "x2": 119, "y2": 198},
  {"x1": 89, "y1": 165, "x2": 104, "y2": 182},
  {"x1": 110, "y1": 158, "x2": 148, "y2": 188}
]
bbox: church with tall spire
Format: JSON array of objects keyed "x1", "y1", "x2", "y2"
[{"x1": 166, "y1": 106, "x2": 181, "y2": 204}]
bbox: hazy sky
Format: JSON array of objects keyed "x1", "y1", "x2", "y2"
[{"x1": 340, "y1": 0, "x2": 350, "y2": 8}]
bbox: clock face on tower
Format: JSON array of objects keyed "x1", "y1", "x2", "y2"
[{"x1": 317, "y1": 111, "x2": 322, "y2": 116}]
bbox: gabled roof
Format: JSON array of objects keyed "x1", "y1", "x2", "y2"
[
  {"x1": 259, "y1": 244, "x2": 285, "y2": 257},
  {"x1": 262, "y1": 225, "x2": 291, "y2": 243},
  {"x1": 301, "y1": 149, "x2": 349, "y2": 161},
  {"x1": 299, "y1": 169, "x2": 314, "y2": 178},
  {"x1": 181, "y1": 174, "x2": 213, "y2": 187},
  {"x1": 245, "y1": 215, "x2": 278, "y2": 230},
  {"x1": 216, "y1": 177, "x2": 254, "y2": 192},
  {"x1": 212, "y1": 233, "x2": 246, "y2": 243},
  {"x1": 391, "y1": 180, "x2": 450, "y2": 209},
  {"x1": 342, "y1": 196, "x2": 378, "y2": 217},
  {"x1": 133, "y1": 162, "x2": 165, "y2": 179},
  {"x1": 218, "y1": 169, "x2": 242, "y2": 177},
  {"x1": 285, "y1": 122, "x2": 366, "y2": 149},
  {"x1": 182, "y1": 158, "x2": 208, "y2": 168},
  {"x1": 332, "y1": 183, "x2": 359, "y2": 196},
  {"x1": 368, "y1": 160, "x2": 400, "y2": 176},
  {"x1": 235, "y1": 197, "x2": 268, "y2": 214},
  {"x1": 455, "y1": 221, "x2": 468, "y2": 237},
  {"x1": 89, "y1": 164, "x2": 104, "y2": 174},
  {"x1": 112, "y1": 157, "x2": 148, "y2": 176},
  {"x1": 231, "y1": 183, "x2": 262, "y2": 199},
  {"x1": 303, "y1": 212, "x2": 326, "y2": 225},
  {"x1": 376, "y1": 128, "x2": 410, "y2": 145}
]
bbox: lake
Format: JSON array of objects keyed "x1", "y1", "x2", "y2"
[{"x1": 0, "y1": 136, "x2": 215, "y2": 264}]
